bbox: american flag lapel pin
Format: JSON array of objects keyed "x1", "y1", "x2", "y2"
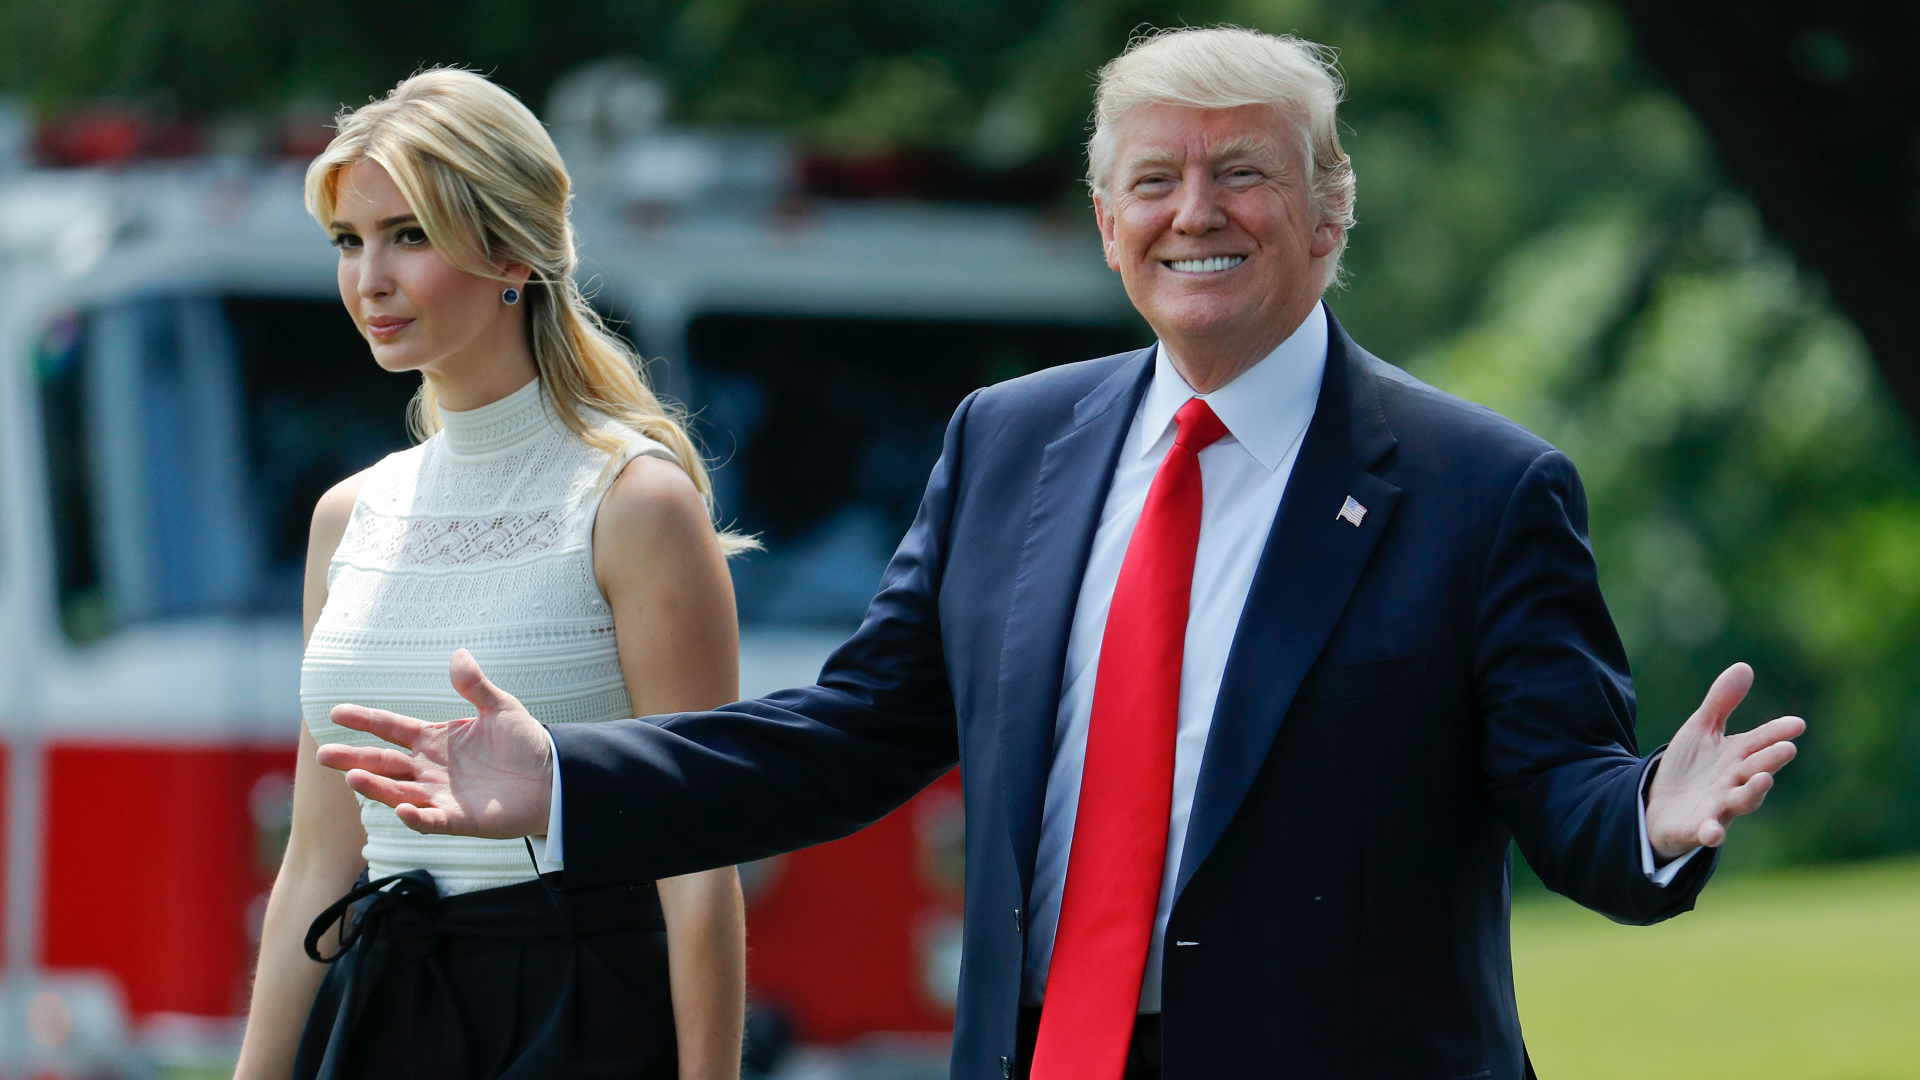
[{"x1": 1337, "y1": 496, "x2": 1368, "y2": 527}]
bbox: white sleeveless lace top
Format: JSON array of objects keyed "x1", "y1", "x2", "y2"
[{"x1": 301, "y1": 378, "x2": 673, "y2": 896}]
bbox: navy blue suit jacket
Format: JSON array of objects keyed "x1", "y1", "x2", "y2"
[{"x1": 552, "y1": 317, "x2": 1716, "y2": 1080}]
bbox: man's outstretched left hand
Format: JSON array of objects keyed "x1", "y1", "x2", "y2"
[{"x1": 1645, "y1": 662, "x2": 1805, "y2": 862}]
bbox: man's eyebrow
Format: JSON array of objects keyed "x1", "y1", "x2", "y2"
[
  {"x1": 1207, "y1": 135, "x2": 1278, "y2": 162},
  {"x1": 1122, "y1": 148, "x2": 1183, "y2": 173}
]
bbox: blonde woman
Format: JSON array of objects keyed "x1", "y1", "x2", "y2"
[{"x1": 234, "y1": 69, "x2": 749, "y2": 1080}]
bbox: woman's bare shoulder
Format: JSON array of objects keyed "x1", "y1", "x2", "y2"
[
  {"x1": 593, "y1": 454, "x2": 719, "y2": 579},
  {"x1": 309, "y1": 470, "x2": 372, "y2": 557},
  {"x1": 597, "y1": 455, "x2": 711, "y2": 544}
]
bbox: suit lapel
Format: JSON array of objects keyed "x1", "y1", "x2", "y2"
[
  {"x1": 1175, "y1": 321, "x2": 1403, "y2": 898},
  {"x1": 997, "y1": 349, "x2": 1155, "y2": 898}
]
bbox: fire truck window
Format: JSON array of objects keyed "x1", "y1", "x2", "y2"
[
  {"x1": 34, "y1": 296, "x2": 409, "y2": 644},
  {"x1": 685, "y1": 315, "x2": 1147, "y2": 626},
  {"x1": 34, "y1": 313, "x2": 104, "y2": 643}
]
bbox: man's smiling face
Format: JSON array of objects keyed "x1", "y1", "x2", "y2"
[{"x1": 1094, "y1": 102, "x2": 1338, "y2": 373}]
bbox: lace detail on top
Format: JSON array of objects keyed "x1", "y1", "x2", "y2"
[
  {"x1": 388, "y1": 510, "x2": 562, "y2": 567},
  {"x1": 300, "y1": 379, "x2": 675, "y2": 895}
]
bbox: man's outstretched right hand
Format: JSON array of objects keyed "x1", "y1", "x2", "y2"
[{"x1": 317, "y1": 648, "x2": 554, "y2": 839}]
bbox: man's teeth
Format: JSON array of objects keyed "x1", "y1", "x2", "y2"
[{"x1": 1167, "y1": 256, "x2": 1246, "y2": 273}]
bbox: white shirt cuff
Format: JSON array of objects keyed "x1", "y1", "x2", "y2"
[
  {"x1": 527, "y1": 728, "x2": 565, "y2": 873},
  {"x1": 1639, "y1": 749, "x2": 1699, "y2": 887}
]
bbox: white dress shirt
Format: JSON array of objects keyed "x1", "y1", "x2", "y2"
[
  {"x1": 1022, "y1": 303, "x2": 1329, "y2": 1011},
  {"x1": 541, "y1": 300, "x2": 1697, "y2": 988}
]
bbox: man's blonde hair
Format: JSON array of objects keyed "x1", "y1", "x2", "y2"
[
  {"x1": 306, "y1": 68, "x2": 755, "y2": 553},
  {"x1": 1088, "y1": 27, "x2": 1357, "y2": 288}
]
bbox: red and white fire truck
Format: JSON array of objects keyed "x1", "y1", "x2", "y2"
[{"x1": 0, "y1": 70, "x2": 1136, "y2": 1077}]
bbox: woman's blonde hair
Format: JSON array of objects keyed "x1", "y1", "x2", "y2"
[{"x1": 306, "y1": 67, "x2": 755, "y2": 553}]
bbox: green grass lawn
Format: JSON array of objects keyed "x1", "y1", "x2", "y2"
[{"x1": 1513, "y1": 857, "x2": 1920, "y2": 1080}]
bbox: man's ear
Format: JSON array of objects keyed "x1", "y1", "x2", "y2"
[
  {"x1": 1309, "y1": 219, "x2": 1341, "y2": 261},
  {"x1": 1092, "y1": 192, "x2": 1121, "y2": 272}
]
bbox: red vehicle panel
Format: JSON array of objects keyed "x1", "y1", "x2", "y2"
[
  {"x1": 745, "y1": 769, "x2": 964, "y2": 1041},
  {"x1": 40, "y1": 745, "x2": 293, "y2": 1017}
]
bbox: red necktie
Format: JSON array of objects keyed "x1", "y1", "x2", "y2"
[{"x1": 1031, "y1": 397, "x2": 1228, "y2": 1080}]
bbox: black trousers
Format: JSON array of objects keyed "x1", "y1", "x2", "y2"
[
  {"x1": 294, "y1": 869, "x2": 677, "y2": 1080},
  {"x1": 1016, "y1": 1007, "x2": 1161, "y2": 1080}
]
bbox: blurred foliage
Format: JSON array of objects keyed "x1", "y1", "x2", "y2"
[{"x1": 4, "y1": 0, "x2": 1917, "y2": 866}]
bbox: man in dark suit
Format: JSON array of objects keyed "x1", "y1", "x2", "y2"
[{"x1": 321, "y1": 26, "x2": 1805, "y2": 1080}]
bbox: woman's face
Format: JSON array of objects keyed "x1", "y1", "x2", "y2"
[{"x1": 328, "y1": 158, "x2": 530, "y2": 381}]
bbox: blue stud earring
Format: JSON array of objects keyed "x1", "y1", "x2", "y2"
[{"x1": 502, "y1": 286, "x2": 521, "y2": 305}]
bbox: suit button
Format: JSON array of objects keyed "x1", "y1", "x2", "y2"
[
  {"x1": 1014, "y1": 908, "x2": 1023, "y2": 933},
  {"x1": 1001, "y1": 1055, "x2": 1013, "y2": 1077}
]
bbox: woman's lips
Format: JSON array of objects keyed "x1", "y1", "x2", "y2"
[{"x1": 366, "y1": 316, "x2": 413, "y2": 340}]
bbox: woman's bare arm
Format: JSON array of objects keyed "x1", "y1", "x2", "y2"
[
  {"x1": 656, "y1": 869, "x2": 747, "y2": 1077},
  {"x1": 595, "y1": 454, "x2": 746, "y2": 1080},
  {"x1": 234, "y1": 473, "x2": 372, "y2": 1080}
]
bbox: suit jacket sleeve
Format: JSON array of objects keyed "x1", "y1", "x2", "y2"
[
  {"x1": 547, "y1": 392, "x2": 979, "y2": 888},
  {"x1": 1477, "y1": 450, "x2": 1716, "y2": 923}
]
